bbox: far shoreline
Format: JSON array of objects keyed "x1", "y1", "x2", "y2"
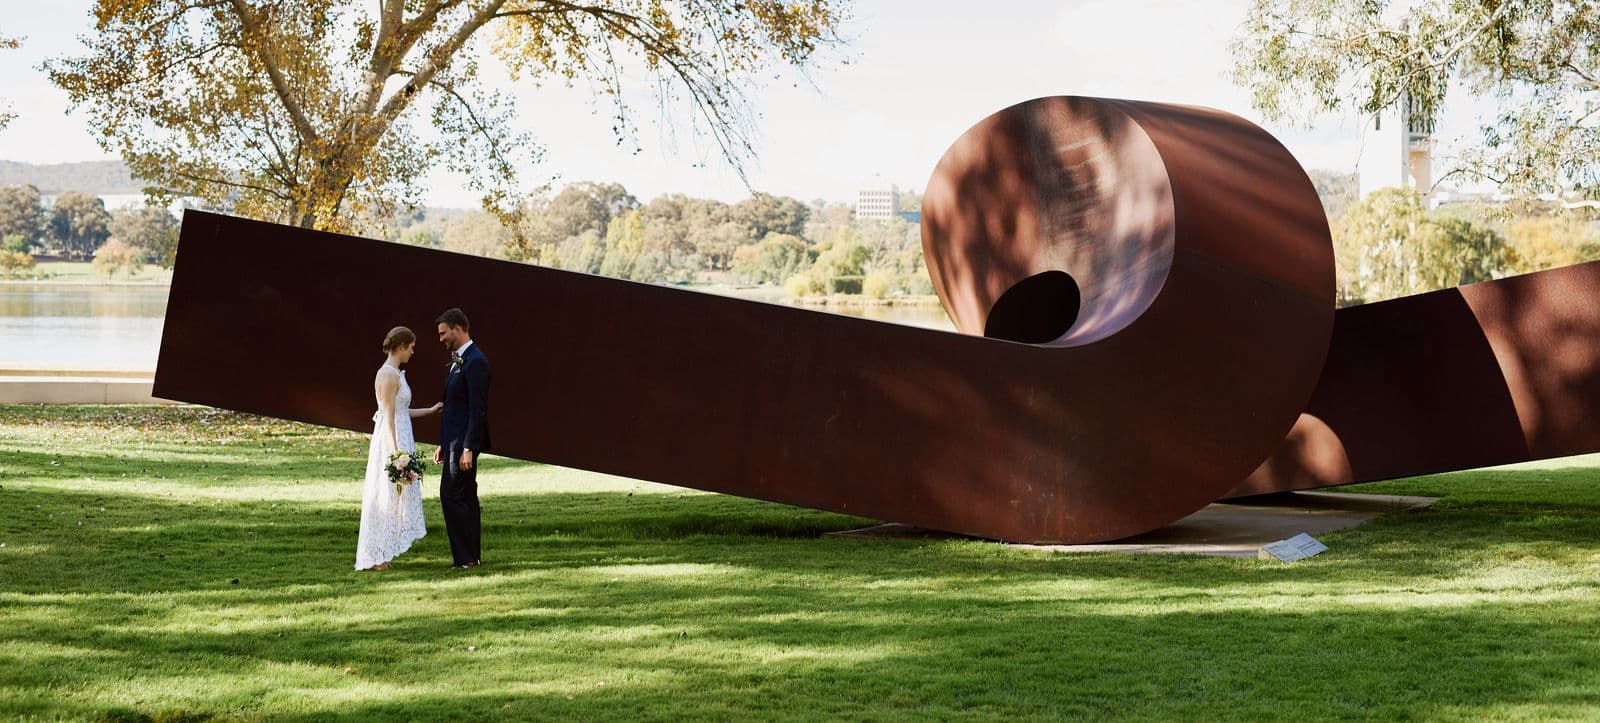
[
  {"x1": 0, "y1": 279, "x2": 172, "y2": 288},
  {"x1": 0, "y1": 275, "x2": 949, "y2": 308}
]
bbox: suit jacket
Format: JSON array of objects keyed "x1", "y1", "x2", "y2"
[{"x1": 440, "y1": 342, "x2": 492, "y2": 453}]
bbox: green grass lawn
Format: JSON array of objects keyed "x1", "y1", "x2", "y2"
[
  {"x1": 1, "y1": 405, "x2": 1598, "y2": 720},
  {"x1": 15, "y1": 261, "x2": 173, "y2": 284}
]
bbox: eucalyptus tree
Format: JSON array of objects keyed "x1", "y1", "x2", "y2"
[
  {"x1": 49, "y1": 0, "x2": 850, "y2": 257},
  {"x1": 1233, "y1": 0, "x2": 1600, "y2": 198}
]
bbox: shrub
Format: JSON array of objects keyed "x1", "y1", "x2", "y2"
[
  {"x1": 783, "y1": 271, "x2": 826, "y2": 297},
  {"x1": 862, "y1": 269, "x2": 899, "y2": 299},
  {"x1": 92, "y1": 238, "x2": 144, "y2": 277},
  {"x1": 0, "y1": 250, "x2": 35, "y2": 278}
]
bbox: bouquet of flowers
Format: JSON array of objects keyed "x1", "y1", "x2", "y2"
[{"x1": 386, "y1": 450, "x2": 426, "y2": 496}]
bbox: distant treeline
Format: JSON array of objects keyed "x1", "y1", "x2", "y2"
[
  {"x1": 389, "y1": 181, "x2": 932, "y2": 298},
  {"x1": 385, "y1": 174, "x2": 1366, "y2": 299},
  {"x1": 0, "y1": 184, "x2": 176, "y2": 277},
  {"x1": 2, "y1": 166, "x2": 1454, "y2": 299},
  {"x1": 0, "y1": 160, "x2": 142, "y2": 195}
]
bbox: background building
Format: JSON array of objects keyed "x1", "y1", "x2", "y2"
[{"x1": 855, "y1": 176, "x2": 899, "y2": 221}]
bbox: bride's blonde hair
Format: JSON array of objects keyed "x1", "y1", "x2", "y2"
[{"x1": 382, "y1": 326, "x2": 415, "y2": 353}]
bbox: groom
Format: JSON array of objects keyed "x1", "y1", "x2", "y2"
[{"x1": 434, "y1": 307, "x2": 491, "y2": 568}]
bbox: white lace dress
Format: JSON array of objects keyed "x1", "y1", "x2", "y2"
[{"x1": 355, "y1": 364, "x2": 427, "y2": 569}]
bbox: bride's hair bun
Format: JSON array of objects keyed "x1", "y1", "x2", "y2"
[{"x1": 382, "y1": 326, "x2": 416, "y2": 353}]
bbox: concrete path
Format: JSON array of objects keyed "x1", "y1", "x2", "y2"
[
  {"x1": 826, "y1": 491, "x2": 1438, "y2": 557},
  {"x1": 0, "y1": 366, "x2": 171, "y2": 404}
]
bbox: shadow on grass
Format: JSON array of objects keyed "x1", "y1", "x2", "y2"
[
  {"x1": 4, "y1": 427, "x2": 1600, "y2": 718},
  {"x1": 5, "y1": 558, "x2": 1599, "y2": 720},
  {"x1": 4, "y1": 469, "x2": 1600, "y2": 596}
]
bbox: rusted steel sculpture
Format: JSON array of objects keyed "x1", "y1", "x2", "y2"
[
  {"x1": 154, "y1": 95, "x2": 1600, "y2": 544},
  {"x1": 1229, "y1": 260, "x2": 1600, "y2": 497}
]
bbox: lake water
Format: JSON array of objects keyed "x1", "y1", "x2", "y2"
[
  {"x1": 0, "y1": 285, "x2": 169, "y2": 367},
  {"x1": 0, "y1": 284, "x2": 956, "y2": 369}
]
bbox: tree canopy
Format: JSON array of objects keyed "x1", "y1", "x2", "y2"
[
  {"x1": 47, "y1": 0, "x2": 850, "y2": 248},
  {"x1": 0, "y1": 185, "x2": 44, "y2": 249},
  {"x1": 0, "y1": 31, "x2": 18, "y2": 132},
  {"x1": 49, "y1": 191, "x2": 113, "y2": 259},
  {"x1": 1504, "y1": 212, "x2": 1600, "y2": 272},
  {"x1": 1233, "y1": 0, "x2": 1600, "y2": 199},
  {"x1": 1334, "y1": 188, "x2": 1510, "y2": 303},
  {"x1": 383, "y1": 181, "x2": 929, "y2": 296},
  {"x1": 110, "y1": 205, "x2": 181, "y2": 267}
]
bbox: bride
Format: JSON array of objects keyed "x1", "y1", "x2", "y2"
[{"x1": 356, "y1": 326, "x2": 442, "y2": 571}]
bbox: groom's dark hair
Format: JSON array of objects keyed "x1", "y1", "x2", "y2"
[{"x1": 436, "y1": 308, "x2": 470, "y2": 331}]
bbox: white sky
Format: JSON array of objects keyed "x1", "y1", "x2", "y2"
[{"x1": 0, "y1": 0, "x2": 1501, "y2": 205}]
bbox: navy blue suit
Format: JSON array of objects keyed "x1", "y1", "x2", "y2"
[{"x1": 440, "y1": 341, "x2": 490, "y2": 565}]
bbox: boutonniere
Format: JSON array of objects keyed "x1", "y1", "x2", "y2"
[{"x1": 448, "y1": 353, "x2": 463, "y2": 373}]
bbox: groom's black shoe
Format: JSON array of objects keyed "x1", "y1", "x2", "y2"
[{"x1": 453, "y1": 560, "x2": 481, "y2": 569}]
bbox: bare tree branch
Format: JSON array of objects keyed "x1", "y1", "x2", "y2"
[{"x1": 375, "y1": 0, "x2": 507, "y2": 122}]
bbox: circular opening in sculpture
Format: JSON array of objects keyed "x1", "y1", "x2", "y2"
[{"x1": 983, "y1": 270, "x2": 1081, "y2": 344}]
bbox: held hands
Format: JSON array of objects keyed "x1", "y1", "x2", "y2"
[
  {"x1": 427, "y1": 402, "x2": 444, "y2": 415},
  {"x1": 428, "y1": 446, "x2": 472, "y2": 469}
]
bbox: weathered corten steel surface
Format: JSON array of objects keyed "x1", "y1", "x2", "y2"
[
  {"x1": 919, "y1": 96, "x2": 1335, "y2": 540},
  {"x1": 155, "y1": 98, "x2": 1335, "y2": 544},
  {"x1": 1228, "y1": 260, "x2": 1600, "y2": 498}
]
